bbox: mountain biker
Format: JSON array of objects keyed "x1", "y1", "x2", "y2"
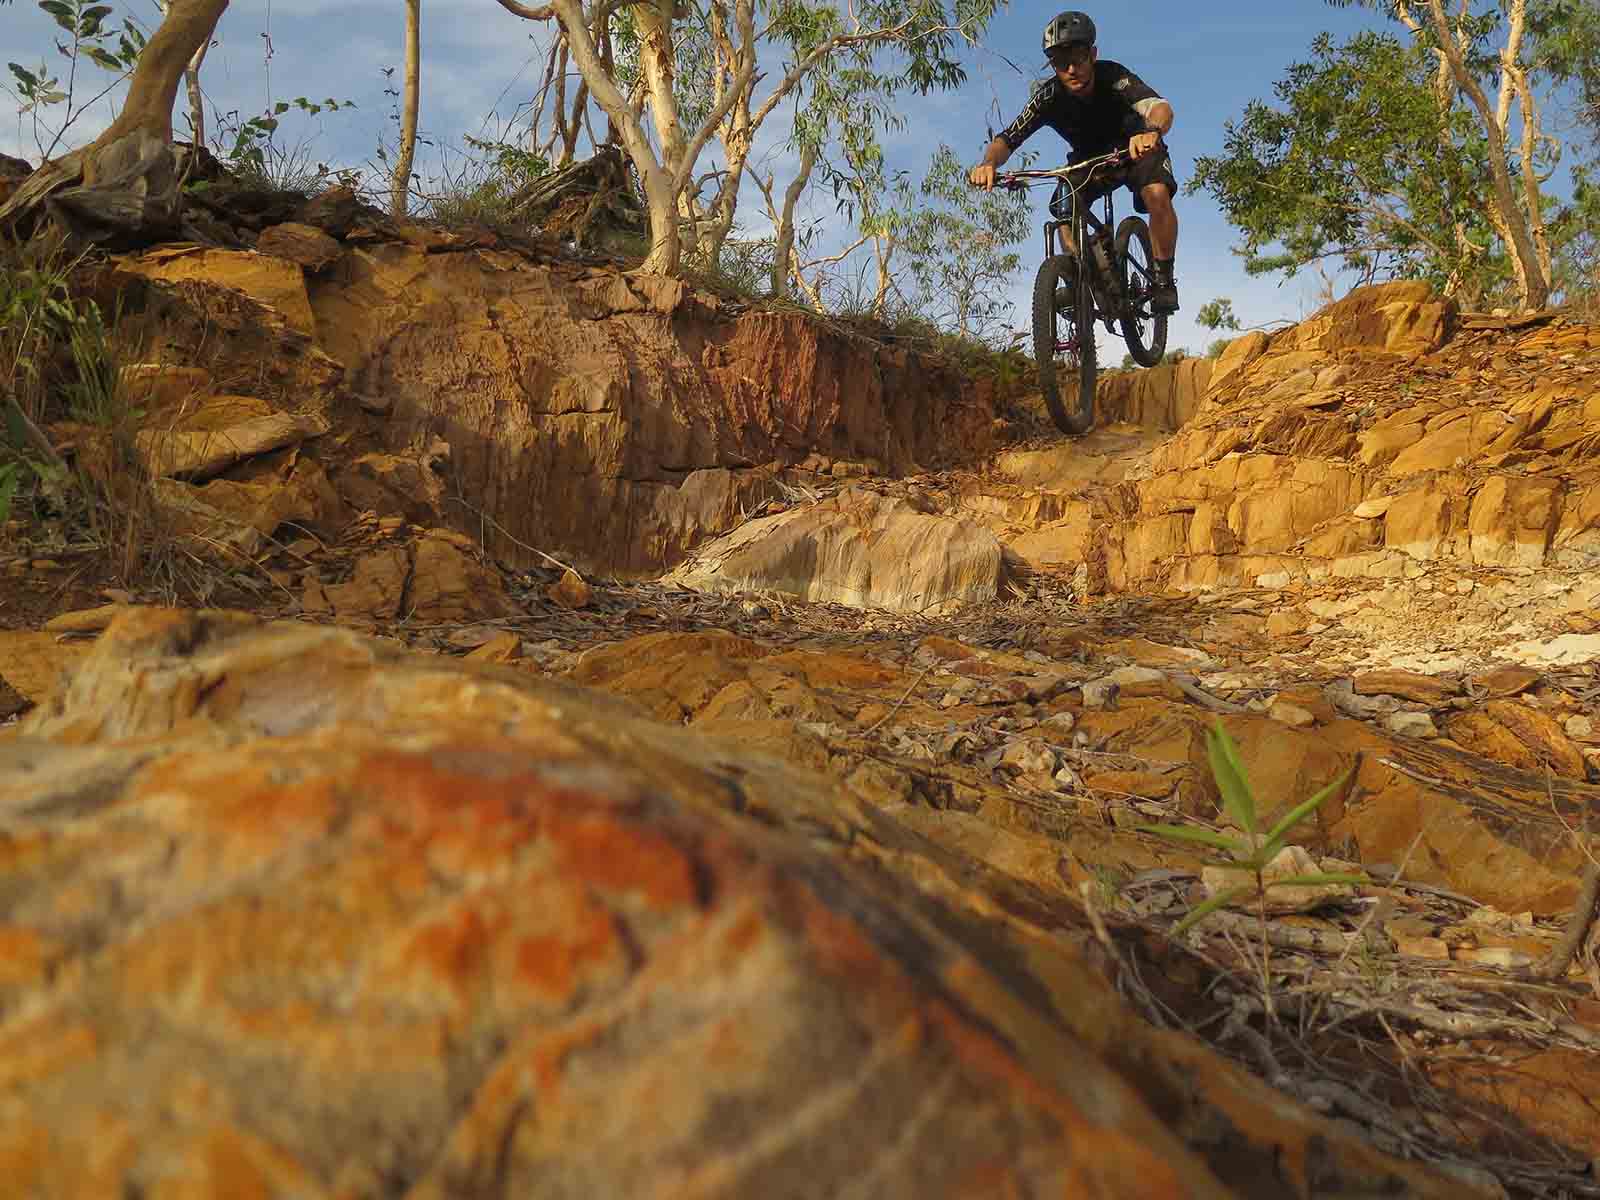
[{"x1": 968, "y1": 11, "x2": 1180, "y2": 314}]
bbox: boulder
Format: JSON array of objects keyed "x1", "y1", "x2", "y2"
[
  {"x1": 0, "y1": 611, "x2": 1506, "y2": 1198},
  {"x1": 670, "y1": 488, "x2": 1008, "y2": 615}
]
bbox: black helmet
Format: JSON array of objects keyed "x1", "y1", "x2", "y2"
[{"x1": 1043, "y1": 11, "x2": 1096, "y2": 53}]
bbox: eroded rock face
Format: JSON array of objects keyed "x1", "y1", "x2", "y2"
[
  {"x1": 0, "y1": 610, "x2": 1499, "y2": 1198},
  {"x1": 984, "y1": 286, "x2": 1599, "y2": 601},
  {"x1": 308, "y1": 246, "x2": 1001, "y2": 575}
]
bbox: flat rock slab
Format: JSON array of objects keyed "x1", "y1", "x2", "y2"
[
  {"x1": 0, "y1": 610, "x2": 1488, "y2": 1198},
  {"x1": 671, "y1": 488, "x2": 1007, "y2": 615}
]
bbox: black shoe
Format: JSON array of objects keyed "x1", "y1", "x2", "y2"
[{"x1": 1151, "y1": 279, "x2": 1179, "y2": 315}]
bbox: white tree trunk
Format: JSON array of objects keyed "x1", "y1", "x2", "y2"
[
  {"x1": 391, "y1": 0, "x2": 422, "y2": 219},
  {"x1": 1422, "y1": 0, "x2": 1549, "y2": 309}
]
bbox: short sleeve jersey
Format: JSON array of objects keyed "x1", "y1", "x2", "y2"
[{"x1": 998, "y1": 61, "x2": 1162, "y2": 155}]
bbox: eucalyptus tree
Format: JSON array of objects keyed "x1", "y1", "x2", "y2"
[{"x1": 497, "y1": 0, "x2": 1000, "y2": 275}]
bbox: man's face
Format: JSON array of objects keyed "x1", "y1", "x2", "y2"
[{"x1": 1049, "y1": 43, "x2": 1096, "y2": 96}]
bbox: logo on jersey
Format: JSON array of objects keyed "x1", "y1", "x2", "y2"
[{"x1": 1114, "y1": 77, "x2": 1131, "y2": 90}]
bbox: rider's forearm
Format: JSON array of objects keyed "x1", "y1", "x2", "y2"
[{"x1": 982, "y1": 137, "x2": 1013, "y2": 169}]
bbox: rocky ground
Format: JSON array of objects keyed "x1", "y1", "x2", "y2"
[{"x1": 1, "y1": 210, "x2": 1599, "y2": 1197}]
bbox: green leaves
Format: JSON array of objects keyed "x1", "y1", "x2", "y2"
[
  {"x1": 1139, "y1": 720, "x2": 1360, "y2": 935},
  {"x1": 1206, "y1": 721, "x2": 1257, "y2": 842}
]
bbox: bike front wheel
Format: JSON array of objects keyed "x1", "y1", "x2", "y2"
[
  {"x1": 1030, "y1": 253, "x2": 1097, "y2": 436},
  {"x1": 1115, "y1": 216, "x2": 1168, "y2": 368}
]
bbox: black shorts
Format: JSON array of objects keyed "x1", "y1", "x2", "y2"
[{"x1": 1049, "y1": 149, "x2": 1178, "y2": 219}]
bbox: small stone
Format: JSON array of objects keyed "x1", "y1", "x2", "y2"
[
  {"x1": 1393, "y1": 935, "x2": 1451, "y2": 960},
  {"x1": 740, "y1": 600, "x2": 769, "y2": 619},
  {"x1": 999, "y1": 739, "x2": 1058, "y2": 777},
  {"x1": 546, "y1": 568, "x2": 592, "y2": 610},
  {"x1": 1353, "y1": 669, "x2": 1458, "y2": 705},
  {"x1": 1040, "y1": 711, "x2": 1077, "y2": 735},
  {"x1": 1265, "y1": 610, "x2": 1304, "y2": 637},
  {"x1": 1565, "y1": 715, "x2": 1595, "y2": 741},
  {"x1": 1353, "y1": 497, "x2": 1393, "y2": 519},
  {"x1": 1470, "y1": 665, "x2": 1541, "y2": 697},
  {"x1": 1455, "y1": 579, "x2": 1475, "y2": 594},
  {"x1": 465, "y1": 632, "x2": 522, "y2": 664},
  {"x1": 1081, "y1": 678, "x2": 1120, "y2": 710},
  {"x1": 1269, "y1": 700, "x2": 1316, "y2": 729},
  {"x1": 1385, "y1": 711, "x2": 1438, "y2": 739}
]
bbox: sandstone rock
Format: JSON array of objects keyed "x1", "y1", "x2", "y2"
[
  {"x1": 117, "y1": 363, "x2": 211, "y2": 412},
  {"x1": 1269, "y1": 700, "x2": 1317, "y2": 729},
  {"x1": 1470, "y1": 665, "x2": 1541, "y2": 697},
  {"x1": 1505, "y1": 632, "x2": 1600, "y2": 668},
  {"x1": 999, "y1": 738, "x2": 1058, "y2": 778},
  {"x1": 322, "y1": 546, "x2": 410, "y2": 621},
  {"x1": 1096, "y1": 357, "x2": 1211, "y2": 429},
  {"x1": 409, "y1": 532, "x2": 518, "y2": 623},
  {"x1": 1383, "y1": 487, "x2": 1458, "y2": 560},
  {"x1": 2, "y1": 610, "x2": 1493, "y2": 1198},
  {"x1": 1205, "y1": 330, "x2": 1270, "y2": 395},
  {"x1": 1353, "y1": 670, "x2": 1458, "y2": 705},
  {"x1": 121, "y1": 246, "x2": 318, "y2": 337},
  {"x1": 1385, "y1": 711, "x2": 1438, "y2": 739},
  {"x1": 0, "y1": 632, "x2": 91, "y2": 705},
  {"x1": 463, "y1": 631, "x2": 522, "y2": 664},
  {"x1": 1082, "y1": 769, "x2": 1174, "y2": 800},
  {"x1": 134, "y1": 411, "x2": 329, "y2": 480},
  {"x1": 1468, "y1": 476, "x2": 1561, "y2": 567},
  {"x1": 151, "y1": 456, "x2": 347, "y2": 557},
  {"x1": 1443, "y1": 702, "x2": 1588, "y2": 780},
  {"x1": 546, "y1": 567, "x2": 593, "y2": 610},
  {"x1": 670, "y1": 489, "x2": 1006, "y2": 615},
  {"x1": 43, "y1": 604, "x2": 132, "y2": 634},
  {"x1": 307, "y1": 246, "x2": 995, "y2": 575},
  {"x1": 1388, "y1": 413, "x2": 1503, "y2": 476},
  {"x1": 256, "y1": 221, "x2": 343, "y2": 270}
]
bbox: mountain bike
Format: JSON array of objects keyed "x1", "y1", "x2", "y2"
[{"x1": 997, "y1": 149, "x2": 1169, "y2": 435}]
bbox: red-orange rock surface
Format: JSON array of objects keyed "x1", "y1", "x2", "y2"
[{"x1": 0, "y1": 610, "x2": 1500, "y2": 1198}]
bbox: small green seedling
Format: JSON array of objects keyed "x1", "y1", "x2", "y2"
[{"x1": 1140, "y1": 721, "x2": 1364, "y2": 935}]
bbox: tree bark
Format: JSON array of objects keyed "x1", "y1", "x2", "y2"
[
  {"x1": 92, "y1": 0, "x2": 230, "y2": 162},
  {"x1": 769, "y1": 141, "x2": 816, "y2": 297},
  {"x1": 392, "y1": 0, "x2": 422, "y2": 219},
  {"x1": 182, "y1": 26, "x2": 210, "y2": 146},
  {"x1": 1422, "y1": 0, "x2": 1549, "y2": 309}
]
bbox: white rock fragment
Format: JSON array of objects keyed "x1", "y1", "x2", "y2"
[{"x1": 1385, "y1": 711, "x2": 1438, "y2": 739}]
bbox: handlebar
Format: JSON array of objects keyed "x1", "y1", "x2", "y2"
[{"x1": 994, "y1": 148, "x2": 1131, "y2": 191}]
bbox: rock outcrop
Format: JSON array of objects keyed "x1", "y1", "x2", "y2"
[
  {"x1": 0, "y1": 609, "x2": 1517, "y2": 1198},
  {"x1": 93, "y1": 236, "x2": 1015, "y2": 579}
]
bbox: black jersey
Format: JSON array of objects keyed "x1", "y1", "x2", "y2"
[{"x1": 998, "y1": 60, "x2": 1164, "y2": 156}]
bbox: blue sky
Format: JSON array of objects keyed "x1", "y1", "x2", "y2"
[{"x1": 1, "y1": 1, "x2": 1436, "y2": 352}]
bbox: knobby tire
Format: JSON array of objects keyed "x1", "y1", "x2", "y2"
[
  {"x1": 1031, "y1": 254, "x2": 1096, "y2": 436},
  {"x1": 1115, "y1": 216, "x2": 1167, "y2": 368}
]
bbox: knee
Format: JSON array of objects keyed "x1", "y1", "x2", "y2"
[{"x1": 1143, "y1": 184, "x2": 1175, "y2": 214}]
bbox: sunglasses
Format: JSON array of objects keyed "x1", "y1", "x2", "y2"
[{"x1": 1048, "y1": 45, "x2": 1094, "y2": 70}]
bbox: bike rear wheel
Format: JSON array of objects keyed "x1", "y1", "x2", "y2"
[
  {"x1": 1030, "y1": 253, "x2": 1097, "y2": 436},
  {"x1": 1115, "y1": 216, "x2": 1168, "y2": 368}
]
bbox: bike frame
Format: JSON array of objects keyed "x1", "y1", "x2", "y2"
[{"x1": 998, "y1": 150, "x2": 1129, "y2": 336}]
